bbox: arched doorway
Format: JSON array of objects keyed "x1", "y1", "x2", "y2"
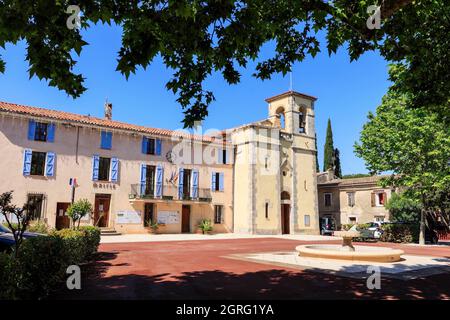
[{"x1": 281, "y1": 191, "x2": 290, "y2": 234}]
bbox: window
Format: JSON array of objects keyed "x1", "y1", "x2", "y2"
[
  {"x1": 222, "y1": 149, "x2": 227, "y2": 164},
  {"x1": 374, "y1": 216, "x2": 385, "y2": 222},
  {"x1": 214, "y1": 205, "x2": 223, "y2": 224},
  {"x1": 182, "y1": 169, "x2": 192, "y2": 198},
  {"x1": 30, "y1": 151, "x2": 46, "y2": 176},
  {"x1": 304, "y1": 215, "x2": 311, "y2": 227},
  {"x1": 98, "y1": 157, "x2": 111, "y2": 181},
  {"x1": 145, "y1": 165, "x2": 156, "y2": 195},
  {"x1": 299, "y1": 112, "x2": 305, "y2": 134},
  {"x1": 265, "y1": 202, "x2": 269, "y2": 219},
  {"x1": 143, "y1": 138, "x2": 156, "y2": 155},
  {"x1": 372, "y1": 192, "x2": 387, "y2": 207},
  {"x1": 27, "y1": 194, "x2": 44, "y2": 220},
  {"x1": 34, "y1": 122, "x2": 48, "y2": 141},
  {"x1": 324, "y1": 193, "x2": 332, "y2": 207},
  {"x1": 347, "y1": 192, "x2": 355, "y2": 207},
  {"x1": 212, "y1": 172, "x2": 224, "y2": 192},
  {"x1": 349, "y1": 217, "x2": 357, "y2": 225}
]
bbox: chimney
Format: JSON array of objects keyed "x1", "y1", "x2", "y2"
[{"x1": 104, "y1": 102, "x2": 112, "y2": 120}]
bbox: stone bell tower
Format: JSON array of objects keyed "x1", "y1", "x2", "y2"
[{"x1": 266, "y1": 90, "x2": 316, "y2": 138}]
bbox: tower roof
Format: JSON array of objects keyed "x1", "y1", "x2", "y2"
[{"x1": 265, "y1": 90, "x2": 317, "y2": 103}]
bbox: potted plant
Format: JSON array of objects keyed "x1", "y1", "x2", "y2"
[
  {"x1": 198, "y1": 219, "x2": 213, "y2": 235},
  {"x1": 147, "y1": 219, "x2": 159, "y2": 234}
]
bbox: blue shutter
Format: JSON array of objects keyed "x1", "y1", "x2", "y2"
[
  {"x1": 23, "y1": 149, "x2": 32, "y2": 176},
  {"x1": 178, "y1": 168, "x2": 184, "y2": 199},
  {"x1": 219, "y1": 173, "x2": 224, "y2": 192},
  {"x1": 45, "y1": 152, "x2": 55, "y2": 177},
  {"x1": 47, "y1": 123, "x2": 55, "y2": 142},
  {"x1": 111, "y1": 157, "x2": 119, "y2": 182},
  {"x1": 101, "y1": 131, "x2": 112, "y2": 149},
  {"x1": 211, "y1": 172, "x2": 216, "y2": 192},
  {"x1": 28, "y1": 120, "x2": 36, "y2": 140},
  {"x1": 191, "y1": 169, "x2": 199, "y2": 199},
  {"x1": 141, "y1": 137, "x2": 148, "y2": 154},
  {"x1": 140, "y1": 164, "x2": 147, "y2": 196},
  {"x1": 218, "y1": 148, "x2": 223, "y2": 164},
  {"x1": 92, "y1": 155, "x2": 100, "y2": 181},
  {"x1": 155, "y1": 139, "x2": 162, "y2": 155},
  {"x1": 155, "y1": 165, "x2": 163, "y2": 197}
]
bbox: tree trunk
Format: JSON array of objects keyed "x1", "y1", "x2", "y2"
[{"x1": 419, "y1": 207, "x2": 426, "y2": 245}]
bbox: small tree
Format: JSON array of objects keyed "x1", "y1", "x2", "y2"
[
  {"x1": 0, "y1": 191, "x2": 33, "y2": 256},
  {"x1": 66, "y1": 199, "x2": 93, "y2": 229}
]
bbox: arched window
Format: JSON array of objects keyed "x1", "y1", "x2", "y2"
[
  {"x1": 275, "y1": 107, "x2": 285, "y2": 129},
  {"x1": 298, "y1": 106, "x2": 307, "y2": 134}
]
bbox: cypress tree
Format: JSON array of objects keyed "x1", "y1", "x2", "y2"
[
  {"x1": 323, "y1": 118, "x2": 334, "y2": 171},
  {"x1": 314, "y1": 134, "x2": 320, "y2": 172},
  {"x1": 333, "y1": 148, "x2": 342, "y2": 178}
]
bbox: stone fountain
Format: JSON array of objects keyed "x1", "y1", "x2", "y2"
[{"x1": 296, "y1": 226, "x2": 404, "y2": 263}]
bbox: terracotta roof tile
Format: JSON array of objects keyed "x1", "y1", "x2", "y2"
[{"x1": 0, "y1": 101, "x2": 224, "y2": 144}]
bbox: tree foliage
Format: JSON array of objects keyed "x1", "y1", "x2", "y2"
[
  {"x1": 386, "y1": 193, "x2": 421, "y2": 223},
  {"x1": 0, "y1": 0, "x2": 448, "y2": 127},
  {"x1": 354, "y1": 79, "x2": 450, "y2": 242},
  {"x1": 333, "y1": 148, "x2": 342, "y2": 178}
]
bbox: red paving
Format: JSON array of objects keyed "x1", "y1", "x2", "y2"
[{"x1": 54, "y1": 238, "x2": 450, "y2": 300}]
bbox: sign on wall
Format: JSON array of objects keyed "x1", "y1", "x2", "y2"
[
  {"x1": 116, "y1": 210, "x2": 142, "y2": 224},
  {"x1": 157, "y1": 211, "x2": 180, "y2": 224}
]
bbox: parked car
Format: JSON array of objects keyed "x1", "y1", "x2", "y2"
[
  {"x1": 366, "y1": 222, "x2": 383, "y2": 239},
  {"x1": 0, "y1": 224, "x2": 42, "y2": 238},
  {"x1": 320, "y1": 217, "x2": 336, "y2": 236},
  {"x1": 0, "y1": 224, "x2": 43, "y2": 252},
  {"x1": 0, "y1": 232, "x2": 16, "y2": 252}
]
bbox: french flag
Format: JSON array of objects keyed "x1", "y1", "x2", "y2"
[{"x1": 69, "y1": 178, "x2": 77, "y2": 187}]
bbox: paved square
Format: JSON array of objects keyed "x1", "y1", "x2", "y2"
[{"x1": 52, "y1": 237, "x2": 450, "y2": 300}]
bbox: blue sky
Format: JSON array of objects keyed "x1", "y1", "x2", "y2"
[{"x1": 0, "y1": 23, "x2": 391, "y2": 174}]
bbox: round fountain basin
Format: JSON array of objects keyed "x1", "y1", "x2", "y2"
[{"x1": 296, "y1": 245, "x2": 404, "y2": 263}]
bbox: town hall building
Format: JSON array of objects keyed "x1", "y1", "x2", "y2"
[{"x1": 0, "y1": 91, "x2": 319, "y2": 235}]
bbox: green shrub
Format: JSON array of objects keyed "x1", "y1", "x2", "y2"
[
  {"x1": 1, "y1": 226, "x2": 101, "y2": 300},
  {"x1": 9, "y1": 235, "x2": 67, "y2": 299},
  {"x1": 27, "y1": 220, "x2": 50, "y2": 234},
  {"x1": 79, "y1": 226, "x2": 101, "y2": 260},
  {"x1": 50, "y1": 229, "x2": 86, "y2": 265},
  {"x1": 380, "y1": 223, "x2": 419, "y2": 243},
  {"x1": 0, "y1": 252, "x2": 11, "y2": 299}
]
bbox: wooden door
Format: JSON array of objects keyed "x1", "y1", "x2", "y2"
[
  {"x1": 55, "y1": 202, "x2": 71, "y2": 230},
  {"x1": 181, "y1": 205, "x2": 190, "y2": 233},
  {"x1": 94, "y1": 194, "x2": 111, "y2": 227},
  {"x1": 281, "y1": 204, "x2": 290, "y2": 234},
  {"x1": 144, "y1": 203, "x2": 154, "y2": 227}
]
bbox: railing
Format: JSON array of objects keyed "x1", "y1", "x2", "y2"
[{"x1": 129, "y1": 184, "x2": 211, "y2": 202}]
